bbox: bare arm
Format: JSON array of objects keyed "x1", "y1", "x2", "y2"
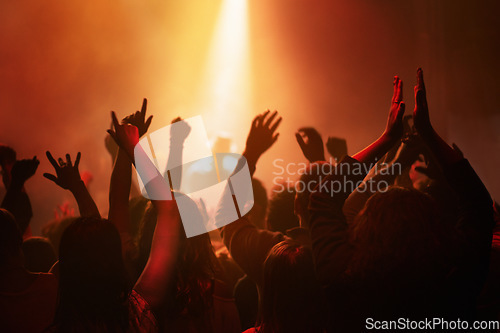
[
  {"x1": 107, "y1": 108, "x2": 181, "y2": 309},
  {"x1": 109, "y1": 99, "x2": 152, "y2": 250},
  {"x1": 1, "y1": 157, "x2": 39, "y2": 234}
]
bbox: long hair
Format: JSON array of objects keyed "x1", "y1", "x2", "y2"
[
  {"x1": 54, "y1": 217, "x2": 130, "y2": 332},
  {"x1": 135, "y1": 199, "x2": 217, "y2": 329},
  {"x1": 348, "y1": 186, "x2": 454, "y2": 281},
  {"x1": 259, "y1": 240, "x2": 326, "y2": 333}
]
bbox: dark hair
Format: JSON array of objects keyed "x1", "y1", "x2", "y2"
[
  {"x1": 296, "y1": 162, "x2": 333, "y2": 223},
  {"x1": 349, "y1": 187, "x2": 453, "y2": 280},
  {"x1": 0, "y1": 208, "x2": 22, "y2": 265},
  {"x1": 259, "y1": 240, "x2": 326, "y2": 333},
  {"x1": 22, "y1": 237, "x2": 57, "y2": 273},
  {"x1": 135, "y1": 198, "x2": 217, "y2": 329},
  {"x1": 54, "y1": 217, "x2": 130, "y2": 332},
  {"x1": 267, "y1": 184, "x2": 299, "y2": 233}
]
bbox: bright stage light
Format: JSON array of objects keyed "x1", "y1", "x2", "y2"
[{"x1": 196, "y1": 0, "x2": 250, "y2": 143}]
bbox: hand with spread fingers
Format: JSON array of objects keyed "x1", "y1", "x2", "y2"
[
  {"x1": 121, "y1": 98, "x2": 153, "y2": 138},
  {"x1": 244, "y1": 110, "x2": 282, "y2": 164},
  {"x1": 43, "y1": 152, "x2": 83, "y2": 191},
  {"x1": 107, "y1": 111, "x2": 140, "y2": 160}
]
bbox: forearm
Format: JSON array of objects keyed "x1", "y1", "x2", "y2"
[
  {"x1": 109, "y1": 148, "x2": 132, "y2": 233},
  {"x1": 242, "y1": 149, "x2": 258, "y2": 177},
  {"x1": 352, "y1": 133, "x2": 398, "y2": 170},
  {"x1": 134, "y1": 199, "x2": 180, "y2": 309},
  {"x1": 1, "y1": 180, "x2": 33, "y2": 234},
  {"x1": 165, "y1": 142, "x2": 184, "y2": 191},
  {"x1": 70, "y1": 181, "x2": 100, "y2": 218}
]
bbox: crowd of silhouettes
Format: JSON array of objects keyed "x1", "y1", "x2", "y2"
[{"x1": 0, "y1": 68, "x2": 499, "y2": 332}]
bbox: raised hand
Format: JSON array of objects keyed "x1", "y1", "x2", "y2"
[
  {"x1": 11, "y1": 156, "x2": 39, "y2": 185},
  {"x1": 121, "y1": 98, "x2": 153, "y2": 138},
  {"x1": 295, "y1": 127, "x2": 325, "y2": 162},
  {"x1": 383, "y1": 76, "x2": 406, "y2": 140},
  {"x1": 244, "y1": 110, "x2": 282, "y2": 163},
  {"x1": 170, "y1": 116, "x2": 191, "y2": 144},
  {"x1": 413, "y1": 68, "x2": 432, "y2": 136},
  {"x1": 107, "y1": 111, "x2": 140, "y2": 159},
  {"x1": 43, "y1": 152, "x2": 83, "y2": 191}
]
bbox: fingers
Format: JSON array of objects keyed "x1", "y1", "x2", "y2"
[
  {"x1": 66, "y1": 153, "x2": 72, "y2": 166},
  {"x1": 392, "y1": 76, "x2": 399, "y2": 102},
  {"x1": 107, "y1": 129, "x2": 118, "y2": 145},
  {"x1": 272, "y1": 133, "x2": 280, "y2": 144},
  {"x1": 74, "y1": 152, "x2": 81, "y2": 168},
  {"x1": 140, "y1": 98, "x2": 148, "y2": 116},
  {"x1": 295, "y1": 133, "x2": 306, "y2": 150},
  {"x1": 145, "y1": 115, "x2": 153, "y2": 130},
  {"x1": 392, "y1": 76, "x2": 403, "y2": 103},
  {"x1": 270, "y1": 116, "x2": 282, "y2": 133},
  {"x1": 251, "y1": 115, "x2": 259, "y2": 128},
  {"x1": 397, "y1": 78, "x2": 403, "y2": 102},
  {"x1": 397, "y1": 102, "x2": 406, "y2": 120},
  {"x1": 257, "y1": 110, "x2": 271, "y2": 127},
  {"x1": 43, "y1": 173, "x2": 58, "y2": 183},
  {"x1": 46, "y1": 151, "x2": 59, "y2": 170},
  {"x1": 111, "y1": 111, "x2": 120, "y2": 131},
  {"x1": 264, "y1": 110, "x2": 278, "y2": 127},
  {"x1": 416, "y1": 68, "x2": 425, "y2": 92}
]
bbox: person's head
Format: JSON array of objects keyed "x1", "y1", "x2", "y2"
[
  {"x1": 0, "y1": 209, "x2": 22, "y2": 267},
  {"x1": 295, "y1": 162, "x2": 333, "y2": 228},
  {"x1": 246, "y1": 178, "x2": 268, "y2": 229},
  {"x1": 267, "y1": 184, "x2": 300, "y2": 233},
  {"x1": 41, "y1": 216, "x2": 78, "y2": 256},
  {"x1": 349, "y1": 186, "x2": 452, "y2": 280},
  {"x1": 56, "y1": 217, "x2": 129, "y2": 331},
  {"x1": 260, "y1": 240, "x2": 326, "y2": 333},
  {"x1": 22, "y1": 237, "x2": 57, "y2": 273}
]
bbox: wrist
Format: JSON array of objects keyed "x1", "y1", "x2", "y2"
[
  {"x1": 243, "y1": 148, "x2": 260, "y2": 166},
  {"x1": 69, "y1": 180, "x2": 86, "y2": 194},
  {"x1": 9, "y1": 178, "x2": 25, "y2": 191}
]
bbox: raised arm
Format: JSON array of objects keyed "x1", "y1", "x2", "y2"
[
  {"x1": 107, "y1": 109, "x2": 181, "y2": 309},
  {"x1": 243, "y1": 110, "x2": 282, "y2": 177},
  {"x1": 44, "y1": 152, "x2": 100, "y2": 218},
  {"x1": 413, "y1": 68, "x2": 493, "y2": 245},
  {"x1": 221, "y1": 110, "x2": 285, "y2": 284},
  {"x1": 1, "y1": 156, "x2": 39, "y2": 235},
  {"x1": 352, "y1": 76, "x2": 405, "y2": 166},
  {"x1": 109, "y1": 99, "x2": 152, "y2": 245},
  {"x1": 309, "y1": 75, "x2": 407, "y2": 284},
  {"x1": 413, "y1": 68, "x2": 462, "y2": 167}
]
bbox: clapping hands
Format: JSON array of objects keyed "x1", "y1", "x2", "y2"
[{"x1": 383, "y1": 76, "x2": 406, "y2": 141}]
